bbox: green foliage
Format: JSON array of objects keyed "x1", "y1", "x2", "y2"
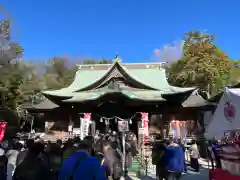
[
  {"x1": 81, "y1": 58, "x2": 112, "y2": 65},
  {"x1": 43, "y1": 57, "x2": 77, "y2": 90},
  {"x1": 167, "y1": 31, "x2": 231, "y2": 95},
  {"x1": 229, "y1": 60, "x2": 240, "y2": 85},
  {"x1": 0, "y1": 20, "x2": 10, "y2": 39},
  {"x1": 0, "y1": 19, "x2": 25, "y2": 111},
  {"x1": 43, "y1": 57, "x2": 112, "y2": 90}
]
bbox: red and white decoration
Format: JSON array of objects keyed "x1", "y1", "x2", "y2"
[
  {"x1": 141, "y1": 112, "x2": 149, "y2": 144},
  {"x1": 118, "y1": 120, "x2": 129, "y2": 132},
  {"x1": 207, "y1": 88, "x2": 240, "y2": 179},
  {"x1": 207, "y1": 88, "x2": 240, "y2": 139},
  {"x1": 80, "y1": 113, "x2": 92, "y2": 139},
  {"x1": 84, "y1": 113, "x2": 91, "y2": 120}
]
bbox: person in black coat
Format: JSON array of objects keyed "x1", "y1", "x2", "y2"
[
  {"x1": 152, "y1": 135, "x2": 167, "y2": 180},
  {"x1": 16, "y1": 139, "x2": 34, "y2": 167},
  {"x1": 13, "y1": 142, "x2": 53, "y2": 180}
]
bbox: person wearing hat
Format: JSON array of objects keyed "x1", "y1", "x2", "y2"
[{"x1": 59, "y1": 140, "x2": 106, "y2": 180}]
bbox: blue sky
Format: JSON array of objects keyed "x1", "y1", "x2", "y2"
[{"x1": 1, "y1": 0, "x2": 240, "y2": 62}]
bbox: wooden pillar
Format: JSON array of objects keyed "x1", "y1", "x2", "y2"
[
  {"x1": 45, "y1": 121, "x2": 49, "y2": 133},
  {"x1": 91, "y1": 121, "x2": 96, "y2": 136},
  {"x1": 105, "y1": 120, "x2": 109, "y2": 133},
  {"x1": 137, "y1": 120, "x2": 142, "y2": 150}
]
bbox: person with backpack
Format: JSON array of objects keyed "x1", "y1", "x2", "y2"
[{"x1": 58, "y1": 140, "x2": 106, "y2": 180}]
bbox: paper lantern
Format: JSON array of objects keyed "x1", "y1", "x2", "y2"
[
  {"x1": 179, "y1": 122, "x2": 184, "y2": 127},
  {"x1": 171, "y1": 121, "x2": 177, "y2": 126}
]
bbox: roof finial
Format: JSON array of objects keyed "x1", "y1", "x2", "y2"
[{"x1": 114, "y1": 53, "x2": 121, "y2": 63}]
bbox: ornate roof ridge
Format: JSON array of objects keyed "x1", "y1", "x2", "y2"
[{"x1": 77, "y1": 62, "x2": 166, "y2": 70}]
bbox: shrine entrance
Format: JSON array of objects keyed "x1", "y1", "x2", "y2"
[
  {"x1": 91, "y1": 101, "x2": 140, "y2": 135},
  {"x1": 39, "y1": 57, "x2": 196, "y2": 140}
]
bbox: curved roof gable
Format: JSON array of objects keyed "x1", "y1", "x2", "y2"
[{"x1": 42, "y1": 59, "x2": 194, "y2": 97}]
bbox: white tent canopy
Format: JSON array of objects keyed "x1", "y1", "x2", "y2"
[{"x1": 206, "y1": 88, "x2": 240, "y2": 139}]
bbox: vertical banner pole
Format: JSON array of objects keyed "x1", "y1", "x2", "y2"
[
  {"x1": 122, "y1": 132, "x2": 126, "y2": 173},
  {"x1": 80, "y1": 116, "x2": 83, "y2": 140}
]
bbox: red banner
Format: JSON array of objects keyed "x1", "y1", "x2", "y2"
[
  {"x1": 210, "y1": 168, "x2": 240, "y2": 180},
  {"x1": 0, "y1": 122, "x2": 7, "y2": 142}
]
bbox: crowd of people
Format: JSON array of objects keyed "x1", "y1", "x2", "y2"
[
  {"x1": 0, "y1": 131, "x2": 137, "y2": 180},
  {"x1": 0, "y1": 130, "x2": 204, "y2": 180},
  {"x1": 152, "y1": 136, "x2": 200, "y2": 180}
]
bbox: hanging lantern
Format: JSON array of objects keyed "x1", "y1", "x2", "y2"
[
  {"x1": 115, "y1": 117, "x2": 117, "y2": 123},
  {"x1": 100, "y1": 118, "x2": 103, "y2": 123},
  {"x1": 129, "y1": 119, "x2": 132, "y2": 124},
  {"x1": 179, "y1": 122, "x2": 184, "y2": 127},
  {"x1": 171, "y1": 121, "x2": 177, "y2": 126}
]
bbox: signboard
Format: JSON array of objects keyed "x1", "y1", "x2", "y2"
[
  {"x1": 118, "y1": 120, "x2": 129, "y2": 132},
  {"x1": 73, "y1": 128, "x2": 80, "y2": 136},
  {"x1": 80, "y1": 118, "x2": 90, "y2": 139},
  {"x1": 138, "y1": 128, "x2": 145, "y2": 135}
]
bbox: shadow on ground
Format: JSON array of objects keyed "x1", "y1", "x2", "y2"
[
  {"x1": 126, "y1": 175, "x2": 155, "y2": 180},
  {"x1": 183, "y1": 166, "x2": 209, "y2": 180},
  {"x1": 127, "y1": 162, "x2": 210, "y2": 180}
]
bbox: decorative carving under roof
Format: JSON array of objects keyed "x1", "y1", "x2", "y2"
[
  {"x1": 108, "y1": 66, "x2": 123, "y2": 78},
  {"x1": 107, "y1": 80, "x2": 121, "y2": 90}
]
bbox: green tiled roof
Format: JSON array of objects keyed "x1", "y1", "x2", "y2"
[
  {"x1": 63, "y1": 90, "x2": 165, "y2": 103},
  {"x1": 42, "y1": 69, "x2": 107, "y2": 97},
  {"x1": 43, "y1": 62, "x2": 194, "y2": 96},
  {"x1": 42, "y1": 60, "x2": 195, "y2": 103}
]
